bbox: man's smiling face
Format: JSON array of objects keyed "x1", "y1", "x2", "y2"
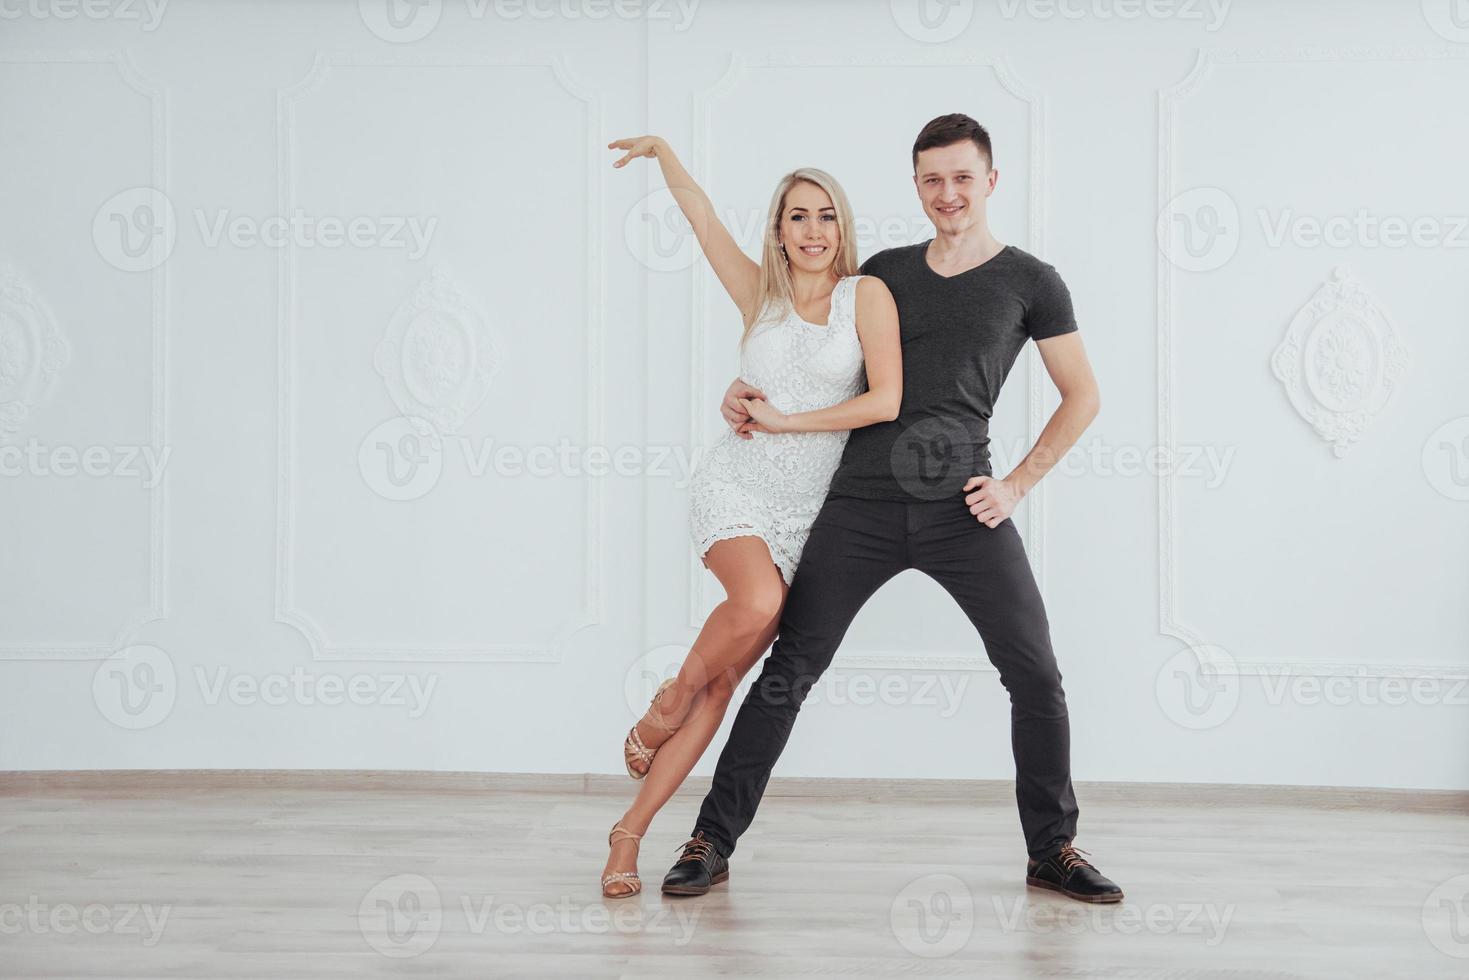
[{"x1": 913, "y1": 140, "x2": 997, "y2": 236}]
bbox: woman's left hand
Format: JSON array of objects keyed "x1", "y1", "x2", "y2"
[
  {"x1": 738, "y1": 397, "x2": 787, "y2": 434},
  {"x1": 608, "y1": 135, "x2": 666, "y2": 167}
]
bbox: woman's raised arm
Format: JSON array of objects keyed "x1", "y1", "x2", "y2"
[{"x1": 610, "y1": 135, "x2": 760, "y2": 318}]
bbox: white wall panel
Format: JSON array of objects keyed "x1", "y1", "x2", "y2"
[
  {"x1": 0, "y1": 1, "x2": 1463, "y2": 790},
  {"x1": 0, "y1": 52, "x2": 168, "y2": 659}
]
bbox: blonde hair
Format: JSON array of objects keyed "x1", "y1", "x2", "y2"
[{"x1": 742, "y1": 167, "x2": 859, "y2": 344}]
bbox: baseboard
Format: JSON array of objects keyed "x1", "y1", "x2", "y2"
[{"x1": 0, "y1": 769, "x2": 1465, "y2": 813}]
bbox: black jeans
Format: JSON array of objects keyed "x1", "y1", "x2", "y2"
[{"x1": 692, "y1": 492, "x2": 1080, "y2": 862}]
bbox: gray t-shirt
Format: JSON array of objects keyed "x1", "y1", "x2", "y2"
[{"x1": 828, "y1": 241, "x2": 1078, "y2": 500}]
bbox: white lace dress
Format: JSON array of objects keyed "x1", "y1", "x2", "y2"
[{"x1": 688, "y1": 275, "x2": 869, "y2": 585}]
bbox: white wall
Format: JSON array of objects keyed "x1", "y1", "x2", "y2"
[{"x1": 1, "y1": 0, "x2": 1465, "y2": 790}]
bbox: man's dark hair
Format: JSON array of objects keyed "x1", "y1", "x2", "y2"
[{"x1": 911, "y1": 113, "x2": 993, "y2": 172}]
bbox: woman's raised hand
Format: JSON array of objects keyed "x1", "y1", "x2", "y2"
[
  {"x1": 608, "y1": 136, "x2": 665, "y2": 168},
  {"x1": 605, "y1": 136, "x2": 759, "y2": 315}
]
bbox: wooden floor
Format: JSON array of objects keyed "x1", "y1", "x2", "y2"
[{"x1": 1, "y1": 772, "x2": 1466, "y2": 979}]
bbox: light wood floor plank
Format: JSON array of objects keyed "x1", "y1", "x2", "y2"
[{"x1": 0, "y1": 773, "x2": 1464, "y2": 978}]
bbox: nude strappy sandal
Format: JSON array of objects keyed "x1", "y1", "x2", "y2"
[
  {"x1": 601, "y1": 824, "x2": 644, "y2": 899},
  {"x1": 624, "y1": 677, "x2": 678, "y2": 780}
]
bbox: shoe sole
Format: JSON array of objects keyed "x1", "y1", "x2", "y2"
[
  {"x1": 661, "y1": 870, "x2": 729, "y2": 897},
  {"x1": 1025, "y1": 876, "x2": 1124, "y2": 904}
]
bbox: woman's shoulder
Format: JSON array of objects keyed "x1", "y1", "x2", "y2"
[
  {"x1": 845, "y1": 273, "x2": 893, "y2": 302},
  {"x1": 837, "y1": 274, "x2": 893, "y2": 328}
]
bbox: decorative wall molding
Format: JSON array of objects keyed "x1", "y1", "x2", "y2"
[
  {"x1": 275, "y1": 53, "x2": 604, "y2": 662},
  {"x1": 1271, "y1": 267, "x2": 1411, "y2": 458},
  {"x1": 1157, "y1": 47, "x2": 1466, "y2": 681},
  {"x1": 682, "y1": 53, "x2": 1048, "y2": 675},
  {"x1": 0, "y1": 266, "x2": 71, "y2": 445},
  {"x1": 372, "y1": 268, "x2": 503, "y2": 436},
  {"x1": 0, "y1": 50, "x2": 170, "y2": 661}
]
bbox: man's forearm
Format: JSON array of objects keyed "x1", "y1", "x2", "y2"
[{"x1": 1003, "y1": 393, "x2": 1099, "y2": 496}]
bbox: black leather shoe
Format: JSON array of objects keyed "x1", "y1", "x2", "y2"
[
  {"x1": 1026, "y1": 842, "x2": 1123, "y2": 903},
  {"x1": 661, "y1": 831, "x2": 729, "y2": 896}
]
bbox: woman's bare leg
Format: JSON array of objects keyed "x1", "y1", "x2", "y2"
[
  {"x1": 627, "y1": 536, "x2": 788, "y2": 770},
  {"x1": 603, "y1": 537, "x2": 785, "y2": 894}
]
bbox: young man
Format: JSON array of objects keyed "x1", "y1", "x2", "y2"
[{"x1": 661, "y1": 114, "x2": 1122, "y2": 904}]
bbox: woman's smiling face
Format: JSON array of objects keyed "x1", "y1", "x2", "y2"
[{"x1": 779, "y1": 180, "x2": 839, "y2": 274}]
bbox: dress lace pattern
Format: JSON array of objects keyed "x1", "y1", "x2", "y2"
[{"x1": 688, "y1": 275, "x2": 868, "y2": 585}]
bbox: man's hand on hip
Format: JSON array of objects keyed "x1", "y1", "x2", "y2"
[{"x1": 963, "y1": 475, "x2": 1022, "y2": 528}]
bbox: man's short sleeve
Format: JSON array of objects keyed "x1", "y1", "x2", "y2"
[
  {"x1": 1025, "y1": 263, "x2": 1078, "y2": 341},
  {"x1": 858, "y1": 248, "x2": 890, "y2": 280}
]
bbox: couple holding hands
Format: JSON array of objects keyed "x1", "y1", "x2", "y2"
[{"x1": 601, "y1": 113, "x2": 1122, "y2": 906}]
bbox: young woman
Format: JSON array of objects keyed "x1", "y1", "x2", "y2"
[{"x1": 600, "y1": 136, "x2": 902, "y2": 898}]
